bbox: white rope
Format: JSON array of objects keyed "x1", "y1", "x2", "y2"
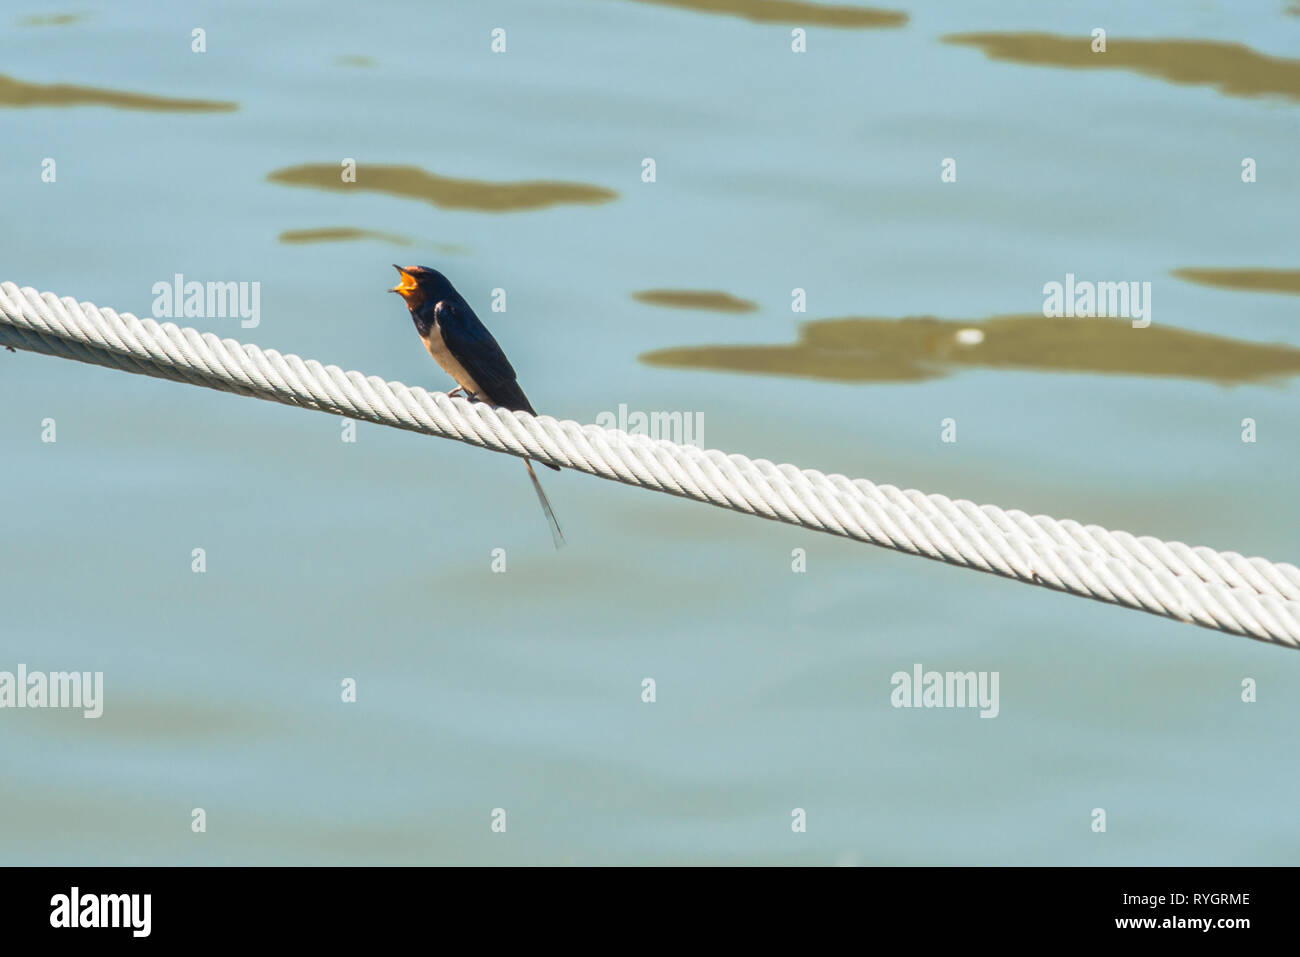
[{"x1": 3, "y1": 281, "x2": 1298, "y2": 650}]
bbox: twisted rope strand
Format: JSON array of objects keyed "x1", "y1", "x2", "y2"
[{"x1": 2, "y1": 281, "x2": 1297, "y2": 649}]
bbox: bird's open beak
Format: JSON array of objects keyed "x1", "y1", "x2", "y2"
[{"x1": 389, "y1": 264, "x2": 416, "y2": 296}]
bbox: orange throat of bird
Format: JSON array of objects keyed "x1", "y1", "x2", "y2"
[{"x1": 391, "y1": 270, "x2": 425, "y2": 308}]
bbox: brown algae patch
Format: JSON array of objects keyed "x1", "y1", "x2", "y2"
[
  {"x1": 0, "y1": 74, "x2": 235, "y2": 111},
  {"x1": 942, "y1": 33, "x2": 1300, "y2": 101},
  {"x1": 627, "y1": 0, "x2": 905, "y2": 28},
  {"x1": 642, "y1": 314, "x2": 1300, "y2": 385},
  {"x1": 1171, "y1": 268, "x2": 1300, "y2": 296},
  {"x1": 633, "y1": 290, "x2": 759, "y2": 313},
  {"x1": 267, "y1": 163, "x2": 617, "y2": 212}
]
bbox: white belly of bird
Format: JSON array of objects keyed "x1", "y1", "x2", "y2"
[{"x1": 424, "y1": 321, "x2": 486, "y2": 398}]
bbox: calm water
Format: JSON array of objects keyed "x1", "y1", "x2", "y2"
[{"x1": 2, "y1": 0, "x2": 1298, "y2": 865}]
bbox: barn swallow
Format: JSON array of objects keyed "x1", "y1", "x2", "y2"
[{"x1": 389, "y1": 265, "x2": 564, "y2": 548}]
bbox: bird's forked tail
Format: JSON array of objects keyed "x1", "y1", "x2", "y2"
[{"x1": 524, "y1": 459, "x2": 565, "y2": 549}]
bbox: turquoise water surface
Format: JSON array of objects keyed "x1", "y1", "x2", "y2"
[{"x1": 2, "y1": 0, "x2": 1298, "y2": 864}]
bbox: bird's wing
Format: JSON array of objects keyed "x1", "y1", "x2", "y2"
[{"x1": 434, "y1": 299, "x2": 537, "y2": 414}]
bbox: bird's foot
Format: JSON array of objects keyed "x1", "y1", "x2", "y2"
[{"x1": 447, "y1": 387, "x2": 467, "y2": 398}]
